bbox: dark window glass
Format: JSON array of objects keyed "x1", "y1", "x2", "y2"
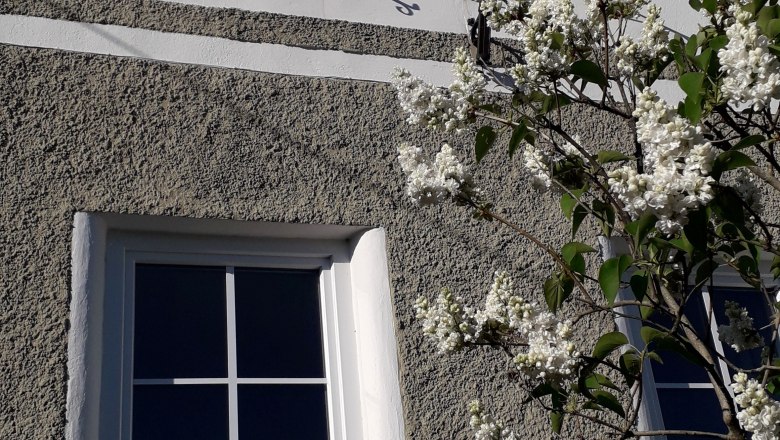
[
  {"x1": 238, "y1": 384, "x2": 328, "y2": 439},
  {"x1": 657, "y1": 388, "x2": 727, "y2": 439},
  {"x1": 649, "y1": 290, "x2": 711, "y2": 383},
  {"x1": 134, "y1": 264, "x2": 227, "y2": 378},
  {"x1": 234, "y1": 268, "x2": 324, "y2": 378},
  {"x1": 132, "y1": 385, "x2": 229, "y2": 440},
  {"x1": 710, "y1": 287, "x2": 773, "y2": 371}
]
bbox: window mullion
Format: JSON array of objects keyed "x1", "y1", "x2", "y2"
[{"x1": 226, "y1": 267, "x2": 239, "y2": 440}]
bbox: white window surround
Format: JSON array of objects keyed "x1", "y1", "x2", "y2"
[
  {"x1": 66, "y1": 212, "x2": 405, "y2": 440},
  {"x1": 599, "y1": 236, "x2": 779, "y2": 440}
]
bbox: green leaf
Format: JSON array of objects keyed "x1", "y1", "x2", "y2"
[
  {"x1": 560, "y1": 188, "x2": 585, "y2": 219},
  {"x1": 572, "y1": 203, "x2": 588, "y2": 239},
  {"x1": 619, "y1": 349, "x2": 642, "y2": 387},
  {"x1": 570, "y1": 60, "x2": 608, "y2": 87},
  {"x1": 683, "y1": 95, "x2": 703, "y2": 124},
  {"x1": 592, "y1": 331, "x2": 629, "y2": 360},
  {"x1": 695, "y1": 259, "x2": 718, "y2": 285},
  {"x1": 767, "y1": 18, "x2": 780, "y2": 37},
  {"x1": 540, "y1": 93, "x2": 572, "y2": 114},
  {"x1": 545, "y1": 272, "x2": 574, "y2": 313},
  {"x1": 736, "y1": 255, "x2": 761, "y2": 288},
  {"x1": 733, "y1": 134, "x2": 765, "y2": 150},
  {"x1": 592, "y1": 199, "x2": 616, "y2": 237},
  {"x1": 584, "y1": 373, "x2": 620, "y2": 391},
  {"x1": 561, "y1": 242, "x2": 596, "y2": 264},
  {"x1": 592, "y1": 390, "x2": 625, "y2": 417},
  {"x1": 689, "y1": 0, "x2": 702, "y2": 10},
  {"x1": 629, "y1": 271, "x2": 648, "y2": 302},
  {"x1": 711, "y1": 188, "x2": 746, "y2": 224},
  {"x1": 525, "y1": 382, "x2": 556, "y2": 403},
  {"x1": 596, "y1": 150, "x2": 632, "y2": 164},
  {"x1": 683, "y1": 207, "x2": 708, "y2": 249},
  {"x1": 685, "y1": 33, "x2": 699, "y2": 57},
  {"x1": 767, "y1": 376, "x2": 780, "y2": 397},
  {"x1": 625, "y1": 212, "x2": 657, "y2": 246},
  {"x1": 550, "y1": 411, "x2": 564, "y2": 434},
  {"x1": 679, "y1": 72, "x2": 705, "y2": 98},
  {"x1": 475, "y1": 126, "x2": 497, "y2": 162},
  {"x1": 771, "y1": 254, "x2": 780, "y2": 279},
  {"x1": 708, "y1": 35, "x2": 729, "y2": 51},
  {"x1": 640, "y1": 327, "x2": 707, "y2": 367},
  {"x1": 702, "y1": 0, "x2": 717, "y2": 14},
  {"x1": 550, "y1": 32, "x2": 565, "y2": 50},
  {"x1": 508, "y1": 120, "x2": 529, "y2": 158},
  {"x1": 712, "y1": 151, "x2": 757, "y2": 179},
  {"x1": 599, "y1": 255, "x2": 633, "y2": 305}
]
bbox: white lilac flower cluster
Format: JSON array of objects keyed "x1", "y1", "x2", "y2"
[
  {"x1": 719, "y1": 7, "x2": 780, "y2": 111},
  {"x1": 415, "y1": 289, "x2": 479, "y2": 353},
  {"x1": 614, "y1": 5, "x2": 670, "y2": 75},
  {"x1": 586, "y1": 0, "x2": 647, "y2": 24},
  {"x1": 392, "y1": 47, "x2": 486, "y2": 131},
  {"x1": 522, "y1": 138, "x2": 584, "y2": 192},
  {"x1": 415, "y1": 272, "x2": 580, "y2": 381},
  {"x1": 397, "y1": 143, "x2": 478, "y2": 206},
  {"x1": 732, "y1": 373, "x2": 780, "y2": 440},
  {"x1": 479, "y1": 0, "x2": 529, "y2": 36},
  {"x1": 608, "y1": 88, "x2": 717, "y2": 235},
  {"x1": 728, "y1": 168, "x2": 764, "y2": 226},
  {"x1": 468, "y1": 400, "x2": 518, "y2": 440},
  {"x1": 508, "y1": 0, "x2": 586, "y2": 92},
  {"x1": 718, "y1": 301, "x2": 764, "y2": 352}
]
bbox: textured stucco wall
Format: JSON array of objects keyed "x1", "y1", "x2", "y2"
[
  {"x1": 0, "y1": 0, "x2": 466, "y2": 62},
  {"x1": 0, "y1": 42, "x2": 631, "y2": 439}
]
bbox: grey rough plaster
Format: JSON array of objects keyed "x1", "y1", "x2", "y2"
[
  {"x1": 0, "y1": 0, "x2": 468, "y2": 62},
  {"x1": 0, "y1": 44, "x2": 634, "y2": 439}
]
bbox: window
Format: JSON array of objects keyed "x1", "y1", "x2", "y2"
[
  {"x1": 66, "y1": 213, "x2": 405, "y2": 440},
  {"x1": 600, "y1": 237, "x2": 778, "y2": 440}
]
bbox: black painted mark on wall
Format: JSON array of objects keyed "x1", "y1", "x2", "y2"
[{"x1": 393, "y1": 0, "x2": 420, "y2": 15}]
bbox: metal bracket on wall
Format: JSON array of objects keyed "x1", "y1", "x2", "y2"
[{"x1": 468, "y1": 10, "x2": 491, "y2": 66}]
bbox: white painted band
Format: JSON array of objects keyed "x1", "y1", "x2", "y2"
[
  {"x1": 0, "y1": 14, "x2": 453, "y2": 86},
  {"x1": 0, "y1": 14, "x2": 684, "y2": 103}
]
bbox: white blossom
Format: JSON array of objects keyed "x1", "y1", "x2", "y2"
[
  {"x1": 522, "y1": 137, "x2": 584, "y2": 193},
  {"x1": 522, "y1": 144, "x2": 554, "y2": 191},
  {"x1": 732, "y1": 373, "x2": 780, "y2": 440},
  {"x1": 608, "y1": 88, "x2": 716, "y2": 235},
  {"x1": 614, "y1": 5, "x2": 670, "y2": 75},
  {"x1": 479, "y1": 0, "x2": 529, "y2": 35},
  {"x1": 469, "y1": 400, "x2": 518, "y2": 440},
  {"x1": 718, "y1": 301, "x2": 764, "y2": 352},
  {"x1": 418, "y1": 271, "x2": 580, "y2": 380},
  {"x1": 719, "y1": 8, "x2": 780, "y2": 111},
  {"x1": 397, "y1": 143, "x2": 478, "y2": 206},
  {"x1": 587, "y1": 0, "x2": 648, "y2": 24},
  {"x1": 392, "y1": 47, "x2": 486, "y2": 131},
  {"x1": 415, "y1": 289, "x2": 479, "y2": 353},
  {"x1": 508, "y1": 0, "x2": 587, "y2": 92}
]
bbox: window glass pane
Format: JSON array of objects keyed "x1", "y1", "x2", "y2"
[
  {"x1": 134, "y1": 264, "x2": 227, "y2": 379},
  {"x1": 649, "y1": 290, "x2": 711, "y2": 383},
  {"x1": 656, "y1": 388, "x2": 727, "y2": 439},
  {"x1": 234, "y1": 268, "x2": 325, "y2": 378},
  {"x1": 238, "y1": 384, "x2": 328, "y2": 439},
  {"x1": 132, "y1": 384, "x2": 229, "y2": 440},
  {"x1": 710, "y1": 287, "x2": 773, "y2": 371}
]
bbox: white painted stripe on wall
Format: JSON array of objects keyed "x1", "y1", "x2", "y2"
[
  {"x1": 0, "y1": 14, "x2": 454, "y2": 86},
  {"x1": 0, "y1": 14, "x2": 684, "y2": 102},
  {"x1": 159, "y1": 0, "x2": 476, "y2": 34}
]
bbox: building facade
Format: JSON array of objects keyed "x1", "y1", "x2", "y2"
[{"x1": 0, "y1": 1, "x2": 737, "y2": 439}]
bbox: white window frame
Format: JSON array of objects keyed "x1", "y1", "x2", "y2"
[
  {"x1": 66, "y1": 212, "x2": 406, "y2": 440},
  {"x1": 601, "y1": 236, "x2": 779, "y2": 440}
]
